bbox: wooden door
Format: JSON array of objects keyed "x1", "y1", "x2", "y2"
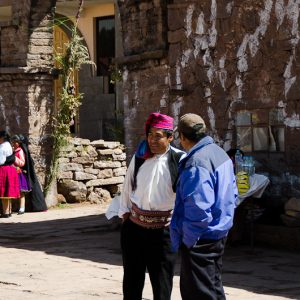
[{"x1": 53, "y1": 26, "x2": 80, "y2": 135}]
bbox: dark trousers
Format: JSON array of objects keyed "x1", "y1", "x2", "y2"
[
  {"x1": 180, "y1": 237, "x2": 227, "y2": 300},
  {"x1": 120, "y1": 219, "x2": 176, "y2": 300}
]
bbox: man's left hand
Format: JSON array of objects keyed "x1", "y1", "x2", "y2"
[{"x1": 165, "y1": 210, "x2": 173, "y2": 227}]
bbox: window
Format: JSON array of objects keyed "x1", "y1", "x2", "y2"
[
  {"x1": 236, "y1": 109, "x2": 285, "y2": 152},
  {"x1": 0, "y1": 1, "x2": 12, "y2": 23},
  {"x1": 96, "y1": 16, "x2": 115, "y2": 94}
]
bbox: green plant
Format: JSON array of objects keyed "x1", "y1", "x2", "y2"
[
  {"x1": 109, "y1": 63, "x2": 122, "y2": 84},
  {"x1": 45, "y1": 0, "x2": 95, "y2": 194},
  {"x1": 55, "y1": 203, "x2": 70, "y2": 209}
]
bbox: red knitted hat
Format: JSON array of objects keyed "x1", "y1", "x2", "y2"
[{"x1": 145, "y1": 113, "x2": 174, "y2": 135}]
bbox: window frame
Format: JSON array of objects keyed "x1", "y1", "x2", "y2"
[
  {"x1": 95, "y1": 15, "x2": 116, "y2": 94},
  {"x1": 236, "y1": 109, "x2": 285, "y2": 153}
]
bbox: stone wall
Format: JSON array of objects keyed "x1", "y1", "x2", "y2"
[
  {"x1": 57, "y1": 138, "x2": 126, "y2": 204},
  {"x1": 0, "y1": 69, "x2": 54, "y2": 185},
  {"x1": 118, "y1": 0, "x2": 300, "y2": 199},
  {"x1": 0, "y1": 0, "x2": 56, "y2": 187}
]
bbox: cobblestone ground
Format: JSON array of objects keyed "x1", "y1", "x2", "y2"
[{"x1": 0, "y1": 204, "x2": 299, "y2": 300}]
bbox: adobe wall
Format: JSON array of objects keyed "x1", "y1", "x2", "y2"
[{"x1": 118, "y1": 0, "x2": 300, "y2": 200}]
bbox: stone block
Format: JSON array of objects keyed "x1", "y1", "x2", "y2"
[
  {"x1": 70, "y1": 138, "x2": 90, "y2": 145},
  {"x1": 91, "y1": 140, "x2": 120, "y2": 149},
  {"x1": 58, "y1": 180, "x2": 87, "y2": 203},
  {"x1": 57, "y1": 193, "x2": 67, "y2": 204},
  {"x1": 59, "y1": 163, "x2": 83, "y2": 172},
  {"x1": 98, "y1": 149, "x2": 114, "y2": 155},
  {"x1": 90, "y1": 139, "x2": 105, "y2": 147},
  {"x1": 74, "y1": 172, "x2": 97, "y2": 181},
  {"x1": 29, "y1": 45, "x2": 53, "y2": 54},
  {"x1": 31, "y1": 39, "x2": 52, "y2": 46},
  {"x1": 112, "y1": 152, "x2": 126, "y2": 161},
  {"x1": 114, "y1": 148, "x2": 123, "y2": 155},
  {"x1": 86, "y1": 176, "x2": 125, "y2": 187},
  {"x1": 103, "y1": 141, "x2": 121, "y2": 149},
  {"x1": 58, "y1": 171, "x2": 73, "y2": 180},
  {"x1": 87, "y1": 192, "x2": 102, "y2": 204},
  {"x1": 57, "y1": 157, "x2": 69, "y2": 164},
  {"x1": 94, "y1": 188, "x2": 112, "y2": 203},
  {"x1": 84, "y1": 168, "x2": 99, "y2": 175},
  {"x1": 30, "y1": 32, "x2": 52, "y2": 39},
  {"x1": 85, "y1": 145, "x2": 98, "y2": 157},
  {"x1": 72, "y1": 156, "x2": 95, "y2": 165},
  {"x1": 63, "y1": 151, "x2": 78, "y2": 158},
  {"x1": 98, "y1": 155, "x2": 114, "y2": 161},
  {"x1": 94, "y1": 161, "x2": 122, "y2": 169},
  {"x1": 87, "y1": 187, "x2": 93, "y2": 193},
  {"x1": 78, "y1": 151, "x2": 90, "y2": 158},
  {"x1": 113, "y1": 167, "x2": 127, "y2": 177},
  {"x1": 98, "y1": 169, "x2": 113, "y2": 179},
  {"x1": 75, "y1": 145, "x2": 84, "y2": 152}
]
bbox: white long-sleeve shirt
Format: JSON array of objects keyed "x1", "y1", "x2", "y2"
[
  {"x1": 0, "y1": 141, "x2": 13, "y2": 165},
  {"x1": 118, "y1": 147, "x2": 179, "y2": 217}
]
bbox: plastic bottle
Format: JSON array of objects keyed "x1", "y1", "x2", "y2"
[
  {"x1": 235, "y1": 150, "x2": 250, "y2": 194},
  {"x1": 234, "y1": 150, "x2": 243, "y2": 174},
  {"x1": 243, "y1": 156, "x2": 250, "y2": 175},
  {"x1": 244, "y1": 155, "x2": 255, "y2": 176},
  {"x1": 248, "y1": 156, "x2": 254, "y2": 176}
]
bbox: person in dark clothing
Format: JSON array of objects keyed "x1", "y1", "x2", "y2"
[{"x1": 17, "y1": 135, "x2": 47, "y2": 212}]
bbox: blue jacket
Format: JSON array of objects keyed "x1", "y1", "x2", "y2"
[{"x1": 170, "y1": 136, "x2": 238, "y2": 251}]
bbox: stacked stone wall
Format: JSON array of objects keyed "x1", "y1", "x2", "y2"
[{"x1": 57, "y1": 138, "x2": 126, "y2": 204}]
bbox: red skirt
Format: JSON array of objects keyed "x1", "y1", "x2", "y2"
[{"x1": 0, "y1": 165, "x2": 20, "y2": 198}]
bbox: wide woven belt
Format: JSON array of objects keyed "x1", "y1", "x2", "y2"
[{"x1": 129, "y1": 203, "x2": 172, "y2": 229}]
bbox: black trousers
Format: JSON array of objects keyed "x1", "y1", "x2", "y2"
[
  {"x1": 120, "y1": 219, "x2": 176, "y2": 300},
  {"x1": 180, "y1": 237, "x2": 227, "y2": 300}
]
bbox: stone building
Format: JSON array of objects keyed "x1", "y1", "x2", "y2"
[
  {"x1": 1, "y1": 0, "x2": 300, "y2": 206},
  {"x1": 0, "y1": 0, "x2": 123, "y2": 194},
  {"x1": 117, "y1": 0, "x2": 300, "y2": 201},
  {"x1": 0, "y1": 0, "x2": 56, "y2": 186}
]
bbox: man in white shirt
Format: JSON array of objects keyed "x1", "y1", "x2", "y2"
[{"x1": 119, "y1": 113, "x2": 184, "y2": 300}]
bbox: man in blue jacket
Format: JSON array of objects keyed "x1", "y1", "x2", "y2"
[{"x1": 170, "y1": 113, "x2": 238, "y2": 300}]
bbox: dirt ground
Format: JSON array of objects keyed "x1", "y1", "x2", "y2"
[{"x1": 0, "y1": 204, "x2": 299, "y2": 300}]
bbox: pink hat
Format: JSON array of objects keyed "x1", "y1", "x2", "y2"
[{"x1": 145, "y1": 113, "x2": 174, "y2": 135}]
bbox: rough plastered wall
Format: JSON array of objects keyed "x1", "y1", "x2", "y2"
[
  {"x1": 118, "y1": 0, "x2": 170, "y2": 154},
  {"x1": 0, "y1": 0, "x2": 56, "y2": 193},
  {"x1": 118, "y1": 0, "x2": 300, "y2": 199}
]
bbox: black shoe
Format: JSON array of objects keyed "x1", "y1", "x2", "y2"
[
  {"x1": 1, "y1": 214, "x2": 11, "y2": 218},
  {"x1": 17, "y1": 211, "x2": 25, "y2": 215}
]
